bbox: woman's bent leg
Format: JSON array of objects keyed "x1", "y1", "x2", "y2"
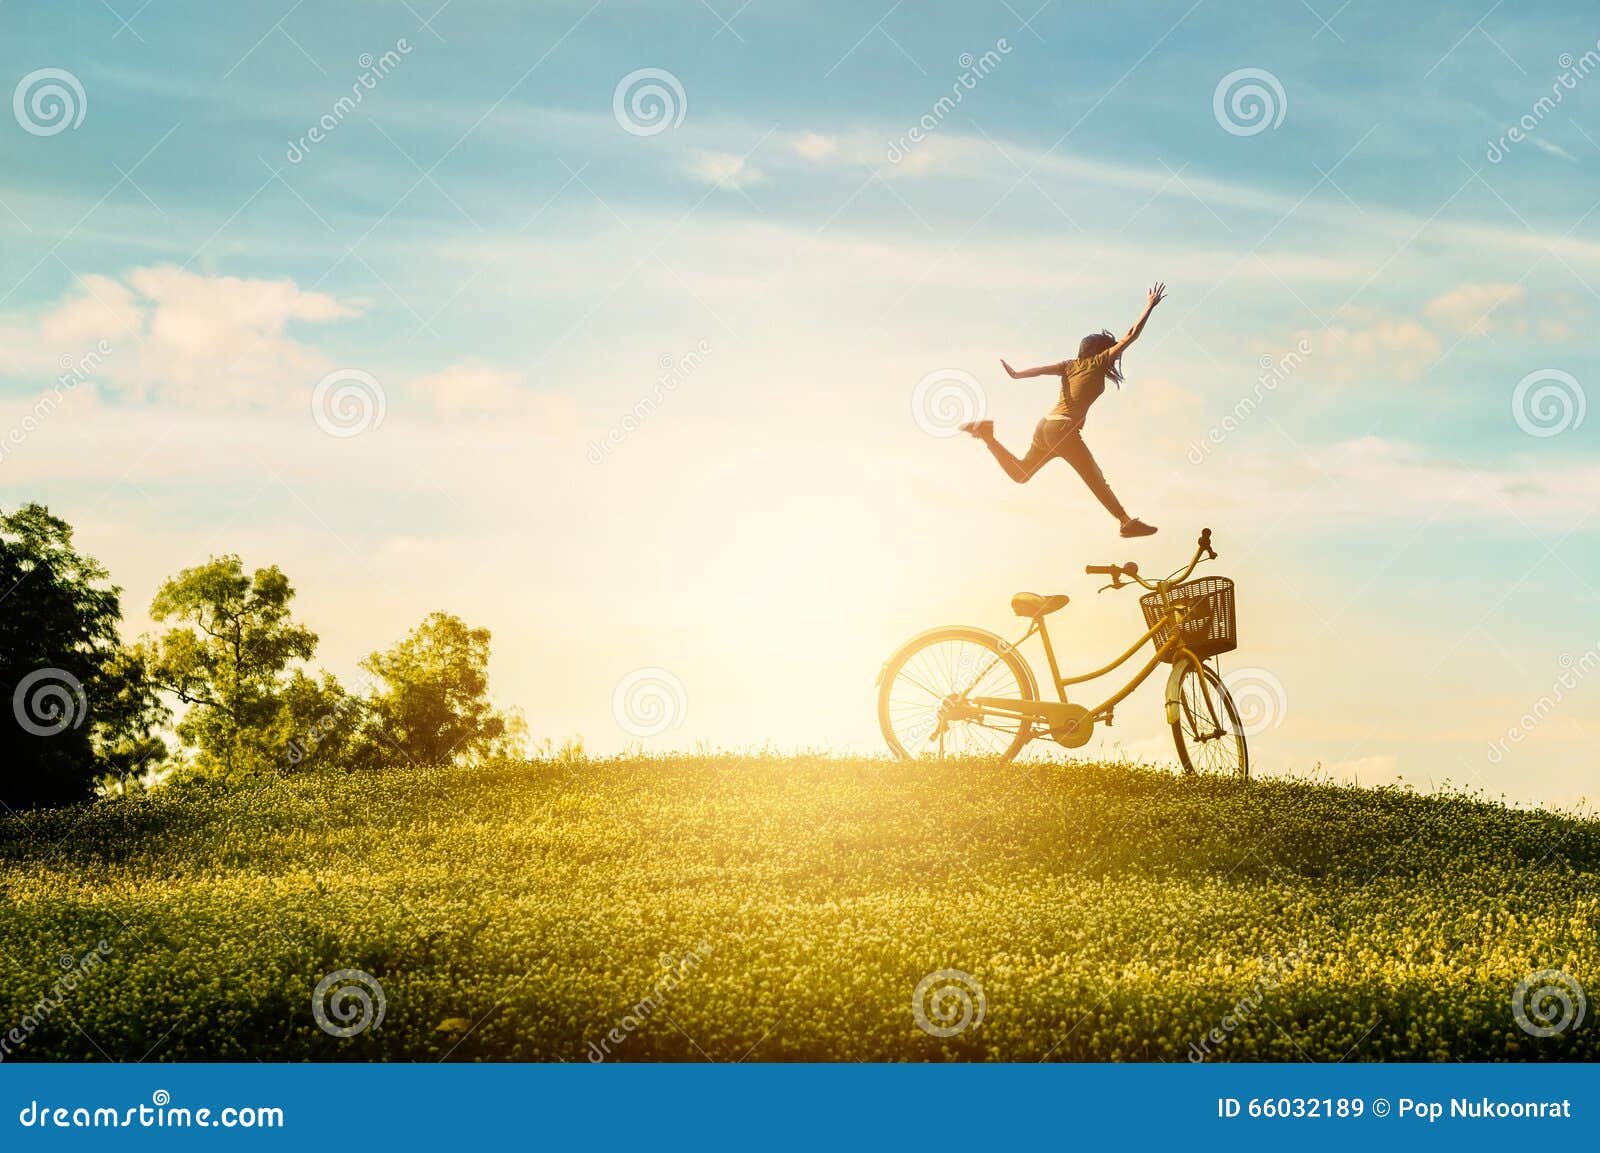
[
  {"x1": 1058, "y1": 431, "x2": 1130, "y2": 522},
  {"x1": 982, "y1": 421, "x2": 1053, "y2": 484}
]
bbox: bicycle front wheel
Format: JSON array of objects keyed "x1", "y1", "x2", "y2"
[
  {"x1": 878, "y1": 626, "x2": 1035, "y2": 762},
  {"x1": 1170, "y1": 662, "x2": 1249, "y2": 780}
]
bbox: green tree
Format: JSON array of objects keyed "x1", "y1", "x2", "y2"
[
  {"x1": 273, "y1": 669, "x2": 356, "y2": 774},
  {"x1": 92, "y1": 644, "x2": 172, "y2": 795},
  {"x1": 353, "y1": 612, "x2": 520, "y2": 769},
  {"x1": 147, "y1": 556, "x2": 321, "y2": 778},
  {"x1": 0, "y1": 504, "x2": 154, "y2": 807}
]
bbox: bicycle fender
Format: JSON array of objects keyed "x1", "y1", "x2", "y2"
[{"x1": 1163, "y1": 655, "x2": 1204, "y2": 726}]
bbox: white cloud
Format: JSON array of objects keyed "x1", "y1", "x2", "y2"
[
  {"x1": 789, "y1": 131, "x2": 837, "y2": 160},
  {"x1": 1530, "y1": 136, "x2": 1578, "y2": 162},
  {"x1": 686, "y1": 150, "x2": 763, "y2": 189},
  {"x1": 1424, "y1": 282, "x2": 1526, "y2": 336},
  {"x1": 37, "y1": 274, "x2": 143, "y2": 347},
  {"x1": 1294, "y1": 313, "x2": 1441, "y2": 383},
  {"x1": 1169, "y1": 431, "x2": 1600, "y2": 534},
  {"x1": 4, "y1": 265, "x2": 358, "y2": 407},
  {"x1": 1293, "y1": 436, "x2": 1600, "y2": 524},
  {"x1": 1422, "y1": 283, "x2": 1580, "y2": 342},
  {"x1": 409, "y1": 362, "x2": 523, "y2": 418}
]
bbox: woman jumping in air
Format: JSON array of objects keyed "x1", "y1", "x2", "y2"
[{"x1": 961, "y1": 283, "x2": 1166, "y2": 538}]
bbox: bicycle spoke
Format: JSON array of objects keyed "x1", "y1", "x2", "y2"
[
  {"x1": 1172, "y1": 665, "x2": 1246, "y2": 779},
  {"x1": 894, "y1": 668, "x2": 944, "y2": 702},
  {"x1": 879, "y1": 632, "x2": 1032, "y2": 762},
  {"x1": 959, "y1": 648, "x2": 1006, "y2": 697}
]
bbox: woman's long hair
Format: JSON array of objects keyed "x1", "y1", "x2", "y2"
[{"x1": 1077, "y1": 330, "x2": 1124, "y2": 386}]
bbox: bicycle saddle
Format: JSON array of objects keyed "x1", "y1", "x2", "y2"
[{"x1": 1010, "y1": 592, "x2": 1069, "y2": 618}]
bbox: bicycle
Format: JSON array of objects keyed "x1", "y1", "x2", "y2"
[{"x1": 876, "y1": 528, "x2": 1248, "y2": 778}]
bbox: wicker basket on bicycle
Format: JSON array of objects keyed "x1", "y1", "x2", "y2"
[{"x1": 1139, "y1": 576, "x2": 1236, "y2": 663}]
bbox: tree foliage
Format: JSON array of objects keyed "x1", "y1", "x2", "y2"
[
  {"x1": 0, "y1": 504, "x2": 163, "y2": 807},
  {"x1": 92, "y1": 645, "x2": 171, "y2": 795},
  {"x1": 147, "y1": 556, "x2": 323, "y2": 779},
  {"x1": 353, "y1": 611, "x2": 520, "y2": 769},
  {"x1": 5, "y1": 507, "x2": 529, "y2": 800}
]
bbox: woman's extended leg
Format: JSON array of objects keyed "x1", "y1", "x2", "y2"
[
  {"x1": 963, "y1": 419, "x2": 1053, "y2": 484},
  {"x1": 1054, "y1": 428, "x2": 1130, "y2": 522}
]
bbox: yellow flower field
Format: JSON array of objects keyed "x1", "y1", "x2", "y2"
[{"x1": 0, "y1": 756, "x2": 1594, "y2": 1061}]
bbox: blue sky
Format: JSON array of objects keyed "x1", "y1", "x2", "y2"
[{"x1": 2, "y1": 0, "x2": 1597, "y2": 806}]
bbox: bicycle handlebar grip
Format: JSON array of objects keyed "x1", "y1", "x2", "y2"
[
  {"x1": 1198, "y1": 527, "x2": 1216, "y2": 558},
  {"x1": 1085, "y1": 564, "x2": 1117, "y2": 576}
]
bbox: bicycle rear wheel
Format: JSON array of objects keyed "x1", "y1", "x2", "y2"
[
  {"x1": 878, "y1": 627, "x2": 1035, "y2": 762},
  {"x1": 1170, "y1": 662, "x2": 1249, "y2": 780}
]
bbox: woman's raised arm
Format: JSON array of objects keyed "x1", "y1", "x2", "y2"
[{"x1": 1109, "y1": 282, "x2": 1166, "y2": 357}]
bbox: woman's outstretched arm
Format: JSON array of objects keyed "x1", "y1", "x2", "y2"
[
  {"x1": 1000, "y1": 358, "x2": 1067, "y2": 379},
  {"x1": 1110, "y1": 282, "x2": 1166, "y2": 357}
]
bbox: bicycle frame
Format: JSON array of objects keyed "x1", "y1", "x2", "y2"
[
  {"x1": 969, "y1": 604, "x2": 1206, "y2": 733},
  {"x1": 960, "y1": 534, "x2": 1228, "y2": 742}
]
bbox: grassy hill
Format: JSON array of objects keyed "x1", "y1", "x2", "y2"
[{"x1": 0, "y1": 755, "x2": 1595, "y2": 1062}]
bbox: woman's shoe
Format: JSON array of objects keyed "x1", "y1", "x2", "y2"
[{"x1": 1119, "y1": 518, "x2": 1158, "y2": 538}]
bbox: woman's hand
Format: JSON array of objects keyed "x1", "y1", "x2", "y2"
[
  {"x1": 1117, "y1": 283, "x2": 1168, "y2": 353},
  {"x1": 1001, "y1": 358, "x2": 1020, "y2": 379}
]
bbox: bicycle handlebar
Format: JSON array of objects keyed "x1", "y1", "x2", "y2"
[
  {"x1": 1084, "y1": 562, "x2": 1137, "y2": 577},
  {"x1": 1090, "y1": 529, "x2": 1218, "y2": 593}
]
